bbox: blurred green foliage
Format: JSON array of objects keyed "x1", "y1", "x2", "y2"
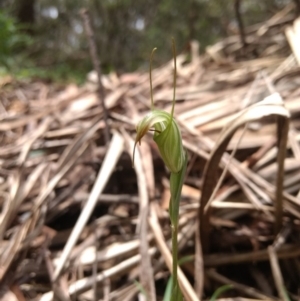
[
  {"x1": 0, "y1": 0, "x2": 292, "y2": 83},
  {"x1": 0, "y1": 9, "x2": 86, "y2": 83},
  {"x1": 0, "y1": 8, "x2": 89, "y2": 83},
  {"x1": 0, "y1": 11, "x2": 32, "y2": 71}
]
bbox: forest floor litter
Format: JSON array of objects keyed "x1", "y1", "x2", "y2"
[{"x1": 1, "y1": 3, "x2": 300, "y2": 301}]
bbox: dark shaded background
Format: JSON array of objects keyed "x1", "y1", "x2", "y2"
[{"x1": 0, "y1": 0, "x2": 297, "y2": 82}]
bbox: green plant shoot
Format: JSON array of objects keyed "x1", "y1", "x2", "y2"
[{"x1": 133, "y1": 39, "x2": 188, "y2": 301}]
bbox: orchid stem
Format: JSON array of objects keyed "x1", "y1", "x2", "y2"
[{"x1": 169, "y1": 154, "x2": 187, "y2": 301}]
